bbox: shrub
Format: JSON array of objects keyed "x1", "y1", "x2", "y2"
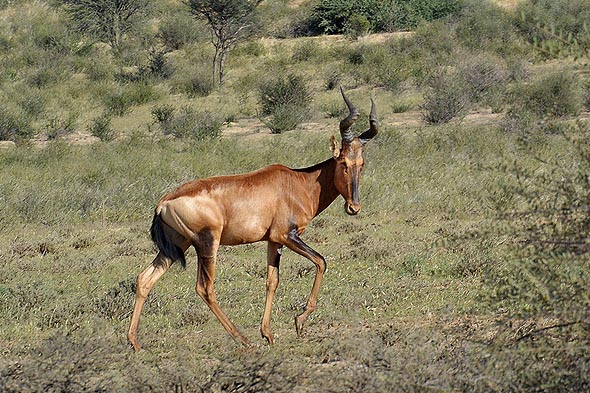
[
  {"x1": 156, "y1": 106, "x2": 222, "y2": 141},
  {"x1": 102, "y1": 88, "x2": 134, "y2": 116},
  {"x1": 344, "y1": 13, "x2": 372, "y2": 40},
  {"x1": 291, "y1": 40, "x2": 320, "y2": 63},
  {"x1": 512, "y1": 71, "x2": 583, "y2": 118},
  {"x1": 102, "y1": 82, "x2": 158, "y2": 116},
  {"x1": 95, "y1": 278, "x2": 159, "y2": 321},
  {"x1": 147, "y1": 49, "x2": 173, "y2": 79},
  {"x1": 379, "y1": 20, "x2": 456, "y2": 86},
  {"x1": 258, "y1": 74, "x2": 311, "y2": 116},
  {"x1": 62, "y1": 0, "x2": 150, "y2": 51},
  {"x1": 128, "y1": 81, "x2": 159, "y2": 104},
  {"x1": 488, "y1": 121, "x2": 590, "y2": 326},
  {"x1": 257, "y1": 73, "x2": 311, "y2": 133},
  {"x1": 85, "y1": 58, "x2": 115, "y2": 82},
  {"x1": 158, "y1": 12, "x2": 205, "y2": 51},
  {"x1": 516, "y1": 0, "x2": 590, "y2": 59},
  {"x1": 420, "y1": 70, "x2": 470, "y2": 124},
  {"x1": 320, "y1": 99, "x2": 346, "y2": 118},
  {"x1": 396, "y1": 0, "x2": 463, "y2": 29},
  {"x1": 324, "y1": 69, "x2": 342, "y2": 91},
  {"x1": 89, "y1": 114, "x2": 115, "y2": 141},
  {"x1": 261, "y1": 104, "x2": 309, "y2": 134},
  {"x1": 501, "y1": 107, "x2": 537, "y2": 137},
  {"x1": 17, "y1": 93, "x2": 46, "y2": 119},
  {"x1": 307, "y1": 0, "x2": 462, "y2": 35},
  {"x1": 517, "y1": 0, "x2": 590, "y2": 37},
  {"x1": 234, "y1": 40, "x2": 266, "y2": 57},
  {"x1": 151, "y1": 104, "x2": 175, "y2": 125},
  {"x1": 346, "y1": 45, "x2": 367, "y2": 66},
  {"x1": 27, "y1": 62, "x2": 67, "y2": 88},
  {"x1": 46, "y1": 113, "x2": 78, "y2": 140},
  {"x1": 455, "y1": 0, "x2": 523, "y2": 56},
  {"x1": 0, "y1": 107, "x2": 34, "y2": 141},
  {"x1": 456, "y1": 52, "x2": 508, "y2": 104},
  {"x1": 343, "y1": 43, "x2": 410, "y2": 89},
  {"x1": 172, "y1": 70, "x2": 214, "y2": 98}
]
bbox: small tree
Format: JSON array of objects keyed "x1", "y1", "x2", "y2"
[
  {"x1": 188, "y1": 0, "x2": 262, "y2": 85},
  {"x1": 61, "y1": 0, "x2": 149, "y2": 51}
]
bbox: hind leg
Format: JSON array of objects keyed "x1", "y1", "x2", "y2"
[
  {"x1": 261, "y1": 241, "x2": 282, "y2": 345},
  {"x1": 127, "y1": 252, "x2": 174, "y2": 352},
  {"x1": 194, "y1": 230, "x2": 250, "y2": 346}
]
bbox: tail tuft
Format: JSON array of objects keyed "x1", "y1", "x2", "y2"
[{"x1": 150, "y1": 213, "x2": 186, "y2": 268}]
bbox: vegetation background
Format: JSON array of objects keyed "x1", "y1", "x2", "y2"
[{"x1": 1, "y1": 0, "x2": 590, "y2": 391}]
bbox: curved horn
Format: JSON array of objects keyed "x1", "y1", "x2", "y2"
[
  {"x1": 359, "y1": 97, "x2": 379, "y2": 144},
  {"x1": 339, "y1": 86, "x2": 359, "y2": 143}
]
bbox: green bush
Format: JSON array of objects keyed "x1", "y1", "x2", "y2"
[
  {"x1": 261, "y1": 104, "x2": 309, "y2": 134},
  {"x1": 384, "y1": 20, "x2": 455, "y2": 85},
  {"x1": 488, "y1": 121, "x2": 590, "y2": 327},
  {"x1": 324, "y1": 69, "x2": 343, "y2": 91},
  {"x1": 258, "y1": 74, "x2": 311, "y2": 117},
  {"x1": 344, "y1": 44, "x2": 410, "y2": 89},
  {"x1": 516, "y1": 0, "x2": 590, "y2": 59},
  {"x1": 155, "y1": 106, "x2": 222, "y2": 141},
  {"x1": 0, "y1": 106, "x2": 34, "y2": 141},
  {"x1": 95, "y1": 278, "x2": 162, "y2": 321},
  {"x1": 17, "y1": 92, "x2": 46, "y2": 119},
  {"x1": 456, "y1": 52, "x2": 508, "y2": 105},
  {"x1": 512, "y1": 71, "x2": 583, "y2": 118},
  {"x1": 26, "y1": 61, "x2": 68, "y2": 88},
  {"x1": 172, "y1": 70, "x2": 214, "y2": 98},
  {"x1": 234, "y1": 40, "x2": 266, "y2": 57},
  {"x1": 147, "y1": 49, "x2": 173, "y2": 79},
  {"x1": 291, "y1": 40, "x2": 320, "y2": 63},
  {"x1": 344, "y1": 13, "x2": 372, "y2": 39},
  {"x1": 396, "y1": 0, "x2": 464, "y2": 29},
  {"x1": 158, "y1": 12, "x2": 205, "y2": 51},
  {"x1": 257, "y1": 73, "x2": 311, "y2": 133},
  {"x1": 420, "y1": 70, "x2": 470, "y2": 124},
  {"x1": 46, "y1": 113, "x2": 78, "y2": 140},
  {"x1": 103, "y1": 91, "x2": 132, "y2": 116},
  {"x1": 501, "y1": 107, "x2": 537, "y2": 137},
  {"x1": 151, "y1": 104, "x2": 175, "y2": 125},
  {"x1": 307, "y1": 0, "x2": 463, "y2": 35},
  {"x1": 455, "y1": 0, "x2": 523, "y2": 56},
  {"x1": 89, "y1": 114, "x2": 115, "y2": 141},
  {"x1": 102, "y1": 81, "x2": 158, "y2": 116},
  {"x1": 517, "y1": 0, "x2": 590, "y2": 37}
]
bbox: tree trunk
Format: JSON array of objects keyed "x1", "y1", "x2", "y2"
[
  {"x1": 212, "y1": 45, "x2": 220, "y2": 86},
  {"x1": 218, "y1": 47, "x2": 228, "y2": 85}
]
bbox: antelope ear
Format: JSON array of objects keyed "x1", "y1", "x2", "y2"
[{"x1": 329, "y1": 135, "x2": 340, "y2": 158}]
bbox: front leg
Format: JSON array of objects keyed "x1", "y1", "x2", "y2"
[{"x1": 283, "y1": 228, "x2": 327, "y2": 336}]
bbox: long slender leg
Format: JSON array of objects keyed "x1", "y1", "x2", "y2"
[
  {"x1": 283, "y1": 229, "x2": 327, "y2": 336},
  {"x1": 127, "y1": 251, "x2": 173, "y2": 352},
  {"x1": 195, "y1": 234, "x2": 250, "y2": 346},
  {"x1": 261, "y1": 241, "x2": 282, "y2": 345}
]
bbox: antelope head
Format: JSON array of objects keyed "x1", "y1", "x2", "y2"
[{"x1": 330, "y1": 87, "x2": 380, "y2": 216}]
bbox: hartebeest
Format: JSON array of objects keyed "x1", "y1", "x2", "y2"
[{"x1": 127, "y1": 87, "x2": 379, "y2": 351}]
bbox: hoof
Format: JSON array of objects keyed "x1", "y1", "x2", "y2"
[
  {"x1": 261, "y1": 331, "x2": 275, "y2": 346},
  {"x1": 128, "y1": 338, "x2": 142, "y2": 352},
  {"x1": 294, "y1": 315, "x2": 305, "y2": 337}
]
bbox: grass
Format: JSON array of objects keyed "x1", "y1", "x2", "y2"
[
  {"x1": 2, "y1": 0, "x2": 590, "y2": 390},
  {"x1": 0, "y1": 123, "x2": 555, "y2": 391}
]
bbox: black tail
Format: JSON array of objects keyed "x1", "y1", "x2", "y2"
[{"x1": 150, "y1": 213, "x2": 186, "y2": 268}]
